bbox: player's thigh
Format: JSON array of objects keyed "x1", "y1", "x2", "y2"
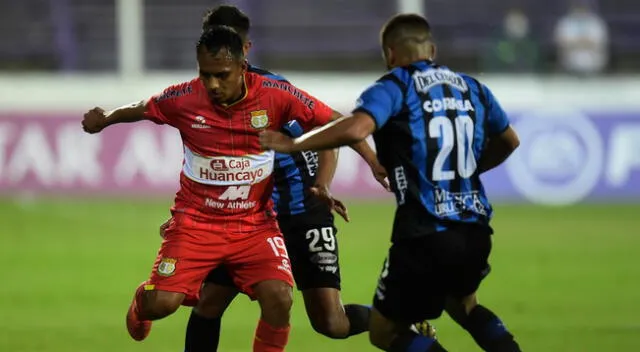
[
  {"x1": 227, "y1": 229, "x2": 294, "y2": 299},
  {"x1": 373, "y1": 237, "x2": 447, "y2": 323},
  {"x1": 448, "y1": 225, "x2": 493, "y2": 299},
  {"x1": 195, "y1": 280, "x2": 239, "y2": 318},
  {"x1": 147, "y1": 216, "x2": 227, "y2": 306},
  {"x1": 282, "y1": 213, "x2": 341, "y2": 291}
]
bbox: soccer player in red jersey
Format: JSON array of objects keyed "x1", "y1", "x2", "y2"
[
  {"x1": 172, "y1": 6, "x2": 395, "y2": 352},
  {"x1": 81, "y1": 26, "x2": 340, "y2": 352}
]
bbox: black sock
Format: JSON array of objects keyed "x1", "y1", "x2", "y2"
[
  {"x1": 344, "y1": 304, "x2": 371, "y2": 336},
  {"x1": 461, "y1": 305, "x2": 520, "y2": 352},
  {"x1": 388, "y1": 330, "x2": 447, "y2": 352},
  {"x1": 184, "y1": 310, "x2": 222, "y2": 352}
]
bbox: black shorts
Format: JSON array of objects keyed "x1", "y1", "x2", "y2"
[
  {"x1": 205, "y1": 208, "x2": 340, "y2": 291},
  {"x1": 373, "y1": 223, "x2": 492, "y2": 323}
]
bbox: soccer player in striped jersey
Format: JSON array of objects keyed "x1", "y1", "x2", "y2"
[{"x1": 260, "y1": 13, "x2": 522, "y2": 352}]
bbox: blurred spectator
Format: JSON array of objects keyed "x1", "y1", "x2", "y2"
[
  {"x1": 554, "y1": 2, "x2": 609, "y2": 75},
  {"x1": 481, "y1": 9, "x2": 540, "y2": 73}
]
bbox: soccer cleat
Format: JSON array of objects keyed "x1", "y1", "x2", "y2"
[
  {"x1": 126, "y1": 283, "x2": 152, "y2": 341},
  {"x1": 412, "y1": 320, "x2": 437, "y2": 339}
]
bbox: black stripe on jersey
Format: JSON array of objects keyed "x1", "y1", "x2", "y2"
[
  {"x1": 470, "y1": 77, "x2": 491, "y2": 140},
  {"x1": 380, "y1": 72, "x2": 408, "y2": 95},
  {"x1": 373, "y1": 72, "x2": 409, "y2": 169},
  {"x1": 405, "y1": 64, "x2": 438, "y2": 185},
  {"x1": 464, "y1": 77, "x2": 485, "y2": 197},
  {"x1": 272, "y1": 157, "x2": 292, "y2": 215}
]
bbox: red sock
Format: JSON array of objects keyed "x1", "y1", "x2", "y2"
[{"x1": 253, "y1": 319, "x2": 290, "y2": 352}]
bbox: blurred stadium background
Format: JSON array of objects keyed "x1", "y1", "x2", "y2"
[{"x1": 1, "y1": 0, "x2": 639, "y2": 351}]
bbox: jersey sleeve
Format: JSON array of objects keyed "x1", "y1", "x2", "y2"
[
  {"x1": 143, "y1": 82, "x2": 193, "y2": 126},
  {"x1": 281, "y1": 85, "x2": 334, "y2": 132},
  {"x1": 352, "y1": 78, "x2": 404, "y2": 130},
  {"x1": 481, "y1": 84, "x2": 510, "y2": 135}
]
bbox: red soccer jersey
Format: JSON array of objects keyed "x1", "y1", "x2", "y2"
[{"x1": 144, "y1": 72, "x2": 334, "y2": 233}]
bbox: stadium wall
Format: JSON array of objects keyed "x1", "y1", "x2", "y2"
[{"x1": 1, "y1": 73, "x2": 639, "y2": 205}]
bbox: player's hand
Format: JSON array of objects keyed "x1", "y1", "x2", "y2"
[
  {"x1": 370, "y1": 161, "x2": 391, "y2": 192},
  {"x1": 82, "y1": 107, "x2": 108, "y2": 134},
  {"x1": 310, "y1": 184, "x2": 350, "y2": 222},
  {"x1": 159, "y1": 218, "x2": 171, "y2": 239},
  {"x1": 259, "y1": 131, "x2": 294, "y2": 153}
]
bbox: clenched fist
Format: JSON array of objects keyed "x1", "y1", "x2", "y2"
[{"x1": 82, "y1": 107, "x2": 108, "y2": 134}]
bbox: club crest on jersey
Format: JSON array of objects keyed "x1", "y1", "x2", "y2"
[
  {"x1": 157, "y1": 257, "x2": 177, "y2": 276},
  {"x1": 250, "y1": 110, "x2": 269, "y2": 129}
]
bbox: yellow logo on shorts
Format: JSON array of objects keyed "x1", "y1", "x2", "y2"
[
  {"x1": 157, "y1": 257, "x2": 177, "y2": 277},
  {"x1": 250, "y1": 110, "x2": 269, "y2": 129}
]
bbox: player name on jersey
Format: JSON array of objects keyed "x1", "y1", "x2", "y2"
[
  {"x1": 423, "y1": 98, "x2": 474, "y2": 113},
  {"x1": 183, "y1": 147, "x2": 275, "y2": 186}
]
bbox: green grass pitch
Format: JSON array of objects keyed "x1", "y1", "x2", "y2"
[{"x1": 1, "y1": 198, "x2": 639, "y2": 351}]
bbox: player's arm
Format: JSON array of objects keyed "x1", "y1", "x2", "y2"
[
  {"x1": 325, "y1": 110, "x2": 389, "y2": 191},
  {"x1": 278, "y1": 113, "x2": 376, "y2": 151},
  {"x1": 477, "y1": 85, "x2": 520, "y2": 174},
  {"x1": 81, "y1": 82, "x2": 187, "y2": 134},
  {"x1": 81, "y1": 101, "x2": 147, "y2": 134},
  {"x1": 261, "y1": 79, "x2": 402, "y2": 154},
  {"x1": 316, "y1": 149, "x2": 338, "y2": 189},
  {"x1": 313, "y1": 110, "x2": 344, "y2": 190}
]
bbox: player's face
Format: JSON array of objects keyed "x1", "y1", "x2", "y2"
[{"x1": 197, "y1": 48, "x2": 247, "y2": 105}]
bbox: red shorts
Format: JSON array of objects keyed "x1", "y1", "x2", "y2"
[{"x1": 145, "y1": 213, "x2": 293, "y2": 305}]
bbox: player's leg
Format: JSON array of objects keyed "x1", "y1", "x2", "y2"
[
  {"x1": 184, "y1": 266, "x2": 239, "y2": 352},
  {"x1": 285, "y1": 219, "x2": 369, "y2": 338},
  {"x1": 127, "y1": 215, "x2": 225, "y2": 341},
  {"x1": 369, "y1": 239, "x2": 448, "y2": 351},
  {"x1": 229, "y1": 229, "x2": 295, "y2": 352},
  {"x1": 444, "y1": 227, "x2": 521, "y2": 352},
  {"x1": 301, "y1": 288, "x2": 370, "y2": 338}
]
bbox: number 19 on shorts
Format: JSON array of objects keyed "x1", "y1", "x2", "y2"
[{"x1": 267, "y1": 236, "x2": 289, "y2": 259}]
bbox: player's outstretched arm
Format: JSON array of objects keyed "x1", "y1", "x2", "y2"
[
  {"x1": 260, "y1": 112, "x2": 376, "y2": 154},
  {"x1": 81, "y1": 100, "x2": 146, "y2": 134},
  {"x1": 478, "y1": 125, "x2": 520, "y2": 174}
]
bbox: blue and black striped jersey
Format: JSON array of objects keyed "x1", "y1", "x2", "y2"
[
  {"x1": 248, "y1": 65, "x2": 324, "y2": 216},
  {"x1": 353, "y1": 60, "x2": 509, "y2": 240}
]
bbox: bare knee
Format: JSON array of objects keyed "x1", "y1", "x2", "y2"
[
  {"x1": 310, "y1": 312, "x2": 349, "y2": 339},
  {"x1": 254, "y1": 280, "x2": 293, "y2": 327},
  {"x1": 194, "y1": 283, "x2": 238, "y2": 319},
  {"x1": 140, "y1": 290, "x2": 183, "y2": 320}
]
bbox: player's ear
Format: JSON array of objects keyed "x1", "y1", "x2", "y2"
[
  {"x1": 430, "y1": 43, "x2": 437, "y2": 61},
  {"x1": 243, "y1": 40, "x2": 252, "y2": 57},
  {"x1": 386, "y1": 47, "x2": 396, "y2": 68}
]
